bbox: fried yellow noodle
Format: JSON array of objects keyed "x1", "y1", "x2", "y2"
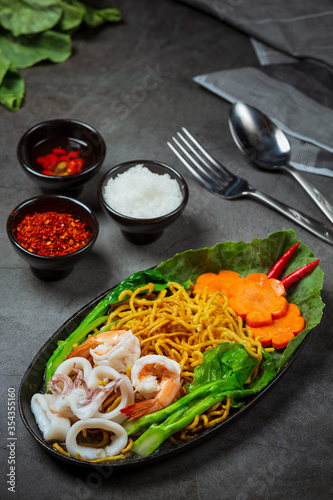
[{"x1": 105, "y1": 281, "x2": 263, "y2": 441}]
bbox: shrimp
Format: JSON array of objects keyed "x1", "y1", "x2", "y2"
[
  {"x1": 121, "y1": 355, "x2": 181, "y2": 420},
  {"x1": 66, "y1": 329, "x2": 141, "y2": 373}
]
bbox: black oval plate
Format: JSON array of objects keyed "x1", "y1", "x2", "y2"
[{"x1": 18, "y1": 283, "x2": 312, "y2": 471}]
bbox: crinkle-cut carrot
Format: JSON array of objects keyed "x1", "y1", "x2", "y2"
[
  {"x1": 228, "y1": 273, "x2": 287, "y2": 327},
  {"x1": 245, "y1": 273, "x2": 268, "y2": 284},
  {"x1": 193, "y1": 270, "x2": 240, "y2": 296},
  {"x1": 248, "y1": 303, "x2": 305, "y2": 349},
  {"x1": 194, "y1": 272, "x2": 218, "y2": 288}
]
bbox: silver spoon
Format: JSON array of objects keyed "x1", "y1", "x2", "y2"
[{"x1": 228, "y1": 101, "x2": 333, "y2": 224}]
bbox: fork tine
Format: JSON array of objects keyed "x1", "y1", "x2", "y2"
[
  {"x1": 176, "y1": 132, "x2": 212, "y2": 170},
  {"x1": 181, "y1": 128, "x2": 233, "y2": 181},
  {"x1": 167, "y1": 139, "x2": 221, "y2": 192},
  {"x1": 174, "y1": 131, "x2": 226, "y2": 185},
  {"x1": 181, "y1": 128, "x2": 219, "y2": 167}
]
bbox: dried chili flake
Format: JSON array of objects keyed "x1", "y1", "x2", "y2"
[
  {"x1": 14, "y1": 212, "x2": 91, "y2": 257},
  {"x1": 38, "y1": 148, "x2": 84, "y2": 176}
]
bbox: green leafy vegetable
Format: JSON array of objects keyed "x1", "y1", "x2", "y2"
[
  {"x1": 187, "y1": 342, "x2": 258, "y2": 393},
  {"x1": 0, "y1": 0, "x2": 122, "y2": 111},
  {"x1": 0, "y1": 29, "x2": 71, "y2": 68},
  {"x1": 0, "y1": 61, "x2": 24, "y2": 111},
  {"x1": 0, "y1": 1, "x2": 63, "y2": 36}
]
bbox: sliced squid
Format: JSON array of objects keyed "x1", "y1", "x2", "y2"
[
  {"x1": 65, "y1": 418, "x2": 128, "y2": 460},
  {"x1": 54, "y1": 356, "x2": 92, "y2": 380},
  {"x1": 48, "y1": 361, "x2": 134, "y2": 422},
  {"x1": 49, "y1": 371, "x2": 120, "y2": 420},
  {"x1": 87, "y1": 365, "x2": 134, "y2": 423},
  {"x1": 31, "y1": 393, "x2": 71, "y2": 442}
]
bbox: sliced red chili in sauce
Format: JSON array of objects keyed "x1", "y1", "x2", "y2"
[{"x1": 37, "y1": 148, "x2": 84, "y2": 176}]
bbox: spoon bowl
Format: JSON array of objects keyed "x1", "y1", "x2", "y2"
[
  {"x1": 228, "y1": 101, "x2": 333, "y2": 224},
  {"x1": 229, "y1": 102, "x2": 291, "y2": 169}
]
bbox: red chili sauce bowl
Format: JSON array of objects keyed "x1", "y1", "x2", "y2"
[
  {"x1": 17, "y1": 119, "x2": 106, "y2": 197},
  {"x1": 6, "y1": 195, "x2": 99, "y2": 281}
]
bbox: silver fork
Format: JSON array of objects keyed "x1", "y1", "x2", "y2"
[{"x1": 168, "y1": 128, "x2": 333, "y2": 246}]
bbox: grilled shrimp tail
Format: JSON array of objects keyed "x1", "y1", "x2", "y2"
[{"x1": 121, "y1": 399, "x2": 161, "y2": 420}]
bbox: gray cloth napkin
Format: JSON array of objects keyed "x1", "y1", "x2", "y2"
[
  {"x1": 179, "y1": 0, "x2": 333, "y2": 178},
  {"x1": 194, "y1": 62, "x2": 333, "y2": 177},
  {"x1": 180, "y1": 0, "x2": 333, "y2": 67}
]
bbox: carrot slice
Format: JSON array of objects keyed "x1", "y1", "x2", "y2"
[
  {"x1": 245, "y1": 273, "x2": 268, "y2": 284},
  {"x1": 193, "y1": 270, "x2": 240, "y2": 296},
  {"x1": 248, "y1": 303, "x2": 305, "y2": 349},
  {"x1": 228, "y1": 274, "x2": 287, "y2": 327}
]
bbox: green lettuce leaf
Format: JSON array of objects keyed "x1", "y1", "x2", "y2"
[
  {"x1": 57, "y1": 2, "x2": 85, "y2": 32},
  {"x1": 0, "y1": 0, "x2": 121, "y2": 111},
  {"x1": 0, "y1": 46, "x2": 10, "y2": 80},
  {"x1": 70, "y1": 0, "x2": 122, "y2": 28},
  {"x1": 0, "y1": 64, "x2": 24, "y2": 110},
  {"x1": 156, "y1": 229, "x2": 325, "y2": 371},
  {"x1": 0, "y1": 28, "x2": 71, "y2": 68},
  {"x1": 0, "y1": 0, "x2": 62, "y2": 36}
]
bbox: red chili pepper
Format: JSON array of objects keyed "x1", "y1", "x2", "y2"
[
  {"x1": 57, "y1": 155, "x2": 68, "y2": 162},
  {"x1": 37, "y1": 149, "x2": 84, "y2": 176},
  {"x1": 67, "y1": 151, "x2": 80, "y2": 159},
  {"x1": 52, "y1": 148, "x2": 68, "y2": 155},
  {"x1": 41, "y1": 154, "x2": 58, "y2": 169},
  {"x1": 281, "y1": 259, "x2": 320, "y2": 289},
  {"x1": 48, "y1": 153, "x2": 58, "y2": 164},
  {"x1": 267, "y1": 243, "x2": 300, "y2": 279},
  {"x1": 71, "y1": 158, "x2": 84, "y2": 170},
  {"x1": 67, "y1": 161, "x2": 78, "y2": 174}
]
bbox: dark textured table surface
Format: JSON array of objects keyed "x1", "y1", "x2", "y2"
[{"x1": 1, "y1": 1, "x2": 332, "y2": 499}]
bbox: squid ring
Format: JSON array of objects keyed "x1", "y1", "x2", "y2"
[
  {"x1": 87, "y1": 365, "x2": 134, "y2": 423},
  {"x1": 54, "y1": 356, "x2": 92, "y2": 381},
  {"x1": 65, "y1": 418, "x2": 128, "y2": 460}
]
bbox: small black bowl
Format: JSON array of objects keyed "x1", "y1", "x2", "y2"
[
  {"x1": 99, "y1": 160, "x2": 189, "y2": 244},
  {"x1": 17, "y1": 119, "x2": 106, "y2": 197},
  {"x1": 7, "y1": 195, "x2": 99, "y2": 281}
]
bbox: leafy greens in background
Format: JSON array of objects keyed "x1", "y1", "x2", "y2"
[
  {"x1": 156, "y1": 229, "x2": 325, "y2": 371},
  {"x1": 0, "y1": 0, "x2": 121, "y2": 111}
]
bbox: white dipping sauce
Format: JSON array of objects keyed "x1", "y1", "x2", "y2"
[{"x1": 103, "y1": 164, "x2": 183, "y2": 219}]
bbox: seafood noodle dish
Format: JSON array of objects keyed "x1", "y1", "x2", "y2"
[{"x1": 29, "y1": 230, "x2": 324, "y2": 463}]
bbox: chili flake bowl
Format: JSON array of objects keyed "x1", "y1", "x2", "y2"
[
  {"x1": 98, "y1": 160, "x2": 189, "y2": 244},
  {"x1": 17, "y1": 119, "x2": 106, "y2": 197},
  {"x1": 6, "y1": 195, "x2": 99, "y2": 281}
]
